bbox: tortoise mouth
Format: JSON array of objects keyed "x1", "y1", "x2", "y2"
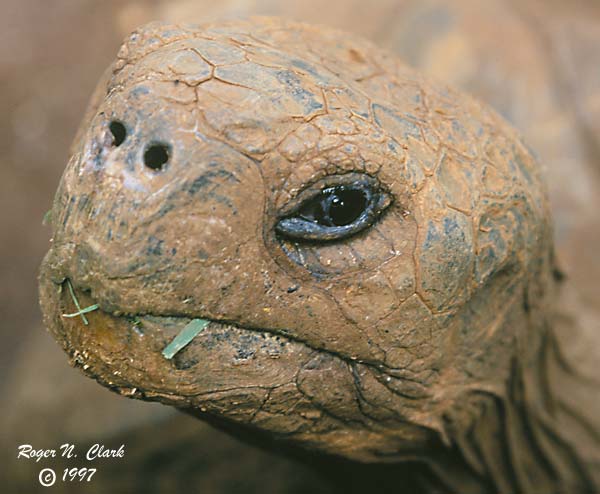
[
  {"x1": 38, "y1": 269, "x2": 323, "y2": 412},
  {"x1": 39, "y1": 266, "x2": 441, "y2": 460},
  {"x1": 54, "y1": 277, "x2": 294, "y2": 362}
]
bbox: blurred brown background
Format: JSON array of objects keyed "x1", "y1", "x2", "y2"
[{"x1": 1, "y1": 0, "x2": 598, "y2": 492}]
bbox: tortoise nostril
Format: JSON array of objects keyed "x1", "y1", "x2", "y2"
[
  {"x1": 109, "y1": 121, "x2": 127, "y2": 147},
  {"x1": 144, "y1": 143, "x2": 170, "y2": 171}
]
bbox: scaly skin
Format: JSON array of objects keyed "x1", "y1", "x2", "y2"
[{"x1": 39, "y1": 18, "x2": 599, "y2": 493}]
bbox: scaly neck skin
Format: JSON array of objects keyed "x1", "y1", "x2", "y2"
[
  {"x1": 430, "y1": 335, "x2": 597, "y2": 494},
  {"x1": 317, "y1": 291, "x2": 600, "y2": 494}
]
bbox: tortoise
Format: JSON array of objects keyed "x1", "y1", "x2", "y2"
[{"x1": 38, "y1": 16, "x2": 599, "y2": 494}]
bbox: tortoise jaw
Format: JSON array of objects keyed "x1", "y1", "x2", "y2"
[
  {"x1": 38, "y1": 266, "x2": 317, "y2": 409},
  {"x1": 38, "y1": 246, "x2": 444, "y2": 463}
]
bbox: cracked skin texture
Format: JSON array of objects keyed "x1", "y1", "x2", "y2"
[{"x1": 39, "y1": 18, "x2": 599, "y2": 493}]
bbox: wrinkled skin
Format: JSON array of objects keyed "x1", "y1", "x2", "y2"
[{"x1": 39, "y1": 18, "x2": 599, "y2": 493}]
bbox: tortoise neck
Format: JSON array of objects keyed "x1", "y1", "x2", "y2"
[
  {"x1": 429, "y1": 324, "x2": 598, "y2": 494},
  {"x1": 317, "y1": 321, "x2": 599, "y2": 494}
]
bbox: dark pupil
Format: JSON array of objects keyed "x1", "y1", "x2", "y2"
[{"x1": 314, "y1": 187, "x2": 367, "y2": 227}]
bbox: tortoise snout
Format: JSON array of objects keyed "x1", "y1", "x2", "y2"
[{"x1": 78, "y1": 109, "x2": 175, "y2": 183}]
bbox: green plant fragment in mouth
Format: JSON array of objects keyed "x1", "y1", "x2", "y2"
[
  {"x1": 63, "y1": 280, "x2": 98, "y2": 325},
  {"x1": 162, "y1": 319, "x2": 210, "y2": 359},
  {"x1": 62, "y1": 304, "x2": 99, "y2": 319},
  {"x1": 42, "y1": 209, "x2": 52, "y2": 226}
]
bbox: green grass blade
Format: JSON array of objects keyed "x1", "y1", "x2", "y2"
[
  {"x1": 65, "y1": 280, "x2": 89, "y2": 325},
  {"x1": 42, "y1": 209, "x2": 52, "y2": 226},
  {"x1": 162, "y1": 319, "x2": 210, "y2": 360},
  {"x1": 62, "y1": 304, "x2": 99, "y2": 318}
]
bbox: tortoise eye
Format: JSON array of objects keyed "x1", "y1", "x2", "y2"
[
  {"x1": 300, "y1": 186, "x2": 367, "y2": 227},
  {"x1": 276, "y1": 178, "x2": 391, "y2": 242}
]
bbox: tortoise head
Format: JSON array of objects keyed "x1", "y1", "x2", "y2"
[{"x1": 39, "y1": 18, "x2": 553, "y2": 462}]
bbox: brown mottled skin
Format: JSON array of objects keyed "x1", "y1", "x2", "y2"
[{"x1": 39, "y1": 18, "x2": 599, "y2": 494}]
